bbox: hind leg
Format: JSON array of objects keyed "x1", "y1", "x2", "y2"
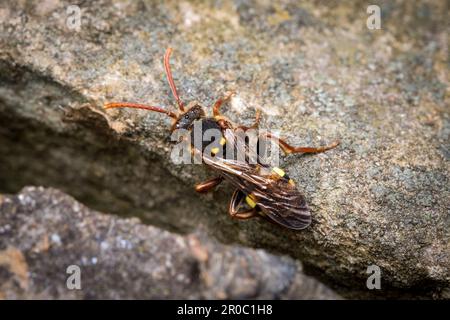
[
  {"x1": 228, "y1": 189, "x2": 258, "y2": 219},
  {"x1": 195, "y1": 176, "x2": 224, "y2": 193}
]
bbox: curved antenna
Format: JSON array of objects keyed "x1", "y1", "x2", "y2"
[
  {"x1": 164, "y1": 48, "x2": 185, "y2": 112},
  {"x1": 104, "y1": 102, "x2": 178, "y2": 119}
]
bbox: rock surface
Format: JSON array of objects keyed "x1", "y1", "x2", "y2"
[
  {"x1": 0, "y1": 1, "x2": 449, "y2": 298},
  {"x1": 0, "y1": 187, "x2": 339, "y2": 299}
]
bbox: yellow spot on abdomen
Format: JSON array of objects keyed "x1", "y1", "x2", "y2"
[
  {"x1": 272, "y1": 167, "x2": 285, "y2": 177},
  {"x1": 245, "y1": 195, "x2": 257, "y2": 208}
]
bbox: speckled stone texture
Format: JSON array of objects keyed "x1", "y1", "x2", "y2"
[
  {"x1": 0, "y1": 187, "x2": 339, "y2": 299},
  {"x1": 0, "y1": 1, "x2": 448, "y2": 298}
]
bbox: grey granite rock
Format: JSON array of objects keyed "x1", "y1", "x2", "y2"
[
  {"x1": 0, "y1": 187, "x2": 339, "y2": 299},
  {"x1": 0, "y1": 1, "x2": 448, "y2": 298}
]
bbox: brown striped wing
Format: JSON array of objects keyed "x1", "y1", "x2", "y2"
[{"x1": 203, "y1": 156, "x2": 311, "y2": 230}]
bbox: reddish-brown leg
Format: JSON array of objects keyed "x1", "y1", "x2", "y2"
[
  {"x1": 164, "y1": 48, "x2": 185, "y2": 112},
  {"x1": 104, "y1": 102, "x2": 177, "y2": 119},
  {"x1": 213, "y1": 91, "x2": 235, "y2": 117},
  {"x1": 195, "y1": 176, "x2": 224, "y2": 193},
  {"x1": 228, "y1": 190, "x2": 258, "y2": 219},
  {"x1": 263, "y1": 132, "x2": 340, "y2": 155},
  {"x1": 238, "y1": 109, "x2": 261, "y2": 131}
]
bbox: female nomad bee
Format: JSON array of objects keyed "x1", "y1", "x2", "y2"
[{"x1": 104, "y1": 48, "x2": 339, "y2": 230}]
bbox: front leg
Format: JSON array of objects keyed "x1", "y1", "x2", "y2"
[
  {"x1": 195, "y1": 176, "x2": 224, "y2": 193},
  {"x1": 238, "y1": 109, "x2": 261, "y2": 131},
  {"x1": 213, "y1": 91, "x2": 235, "y2": 117}
]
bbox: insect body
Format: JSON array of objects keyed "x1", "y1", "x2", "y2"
[{"x1": 104, "y1": 48, "x2": 339, "y2": 230}]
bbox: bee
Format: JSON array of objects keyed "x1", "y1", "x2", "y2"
[{"x1": 104, "y1": 48, "x2": 339, "y2": 230}]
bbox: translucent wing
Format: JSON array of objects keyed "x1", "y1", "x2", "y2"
[{"x1": 202, "y1": 156, "x2": 311, "y2": 230}]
